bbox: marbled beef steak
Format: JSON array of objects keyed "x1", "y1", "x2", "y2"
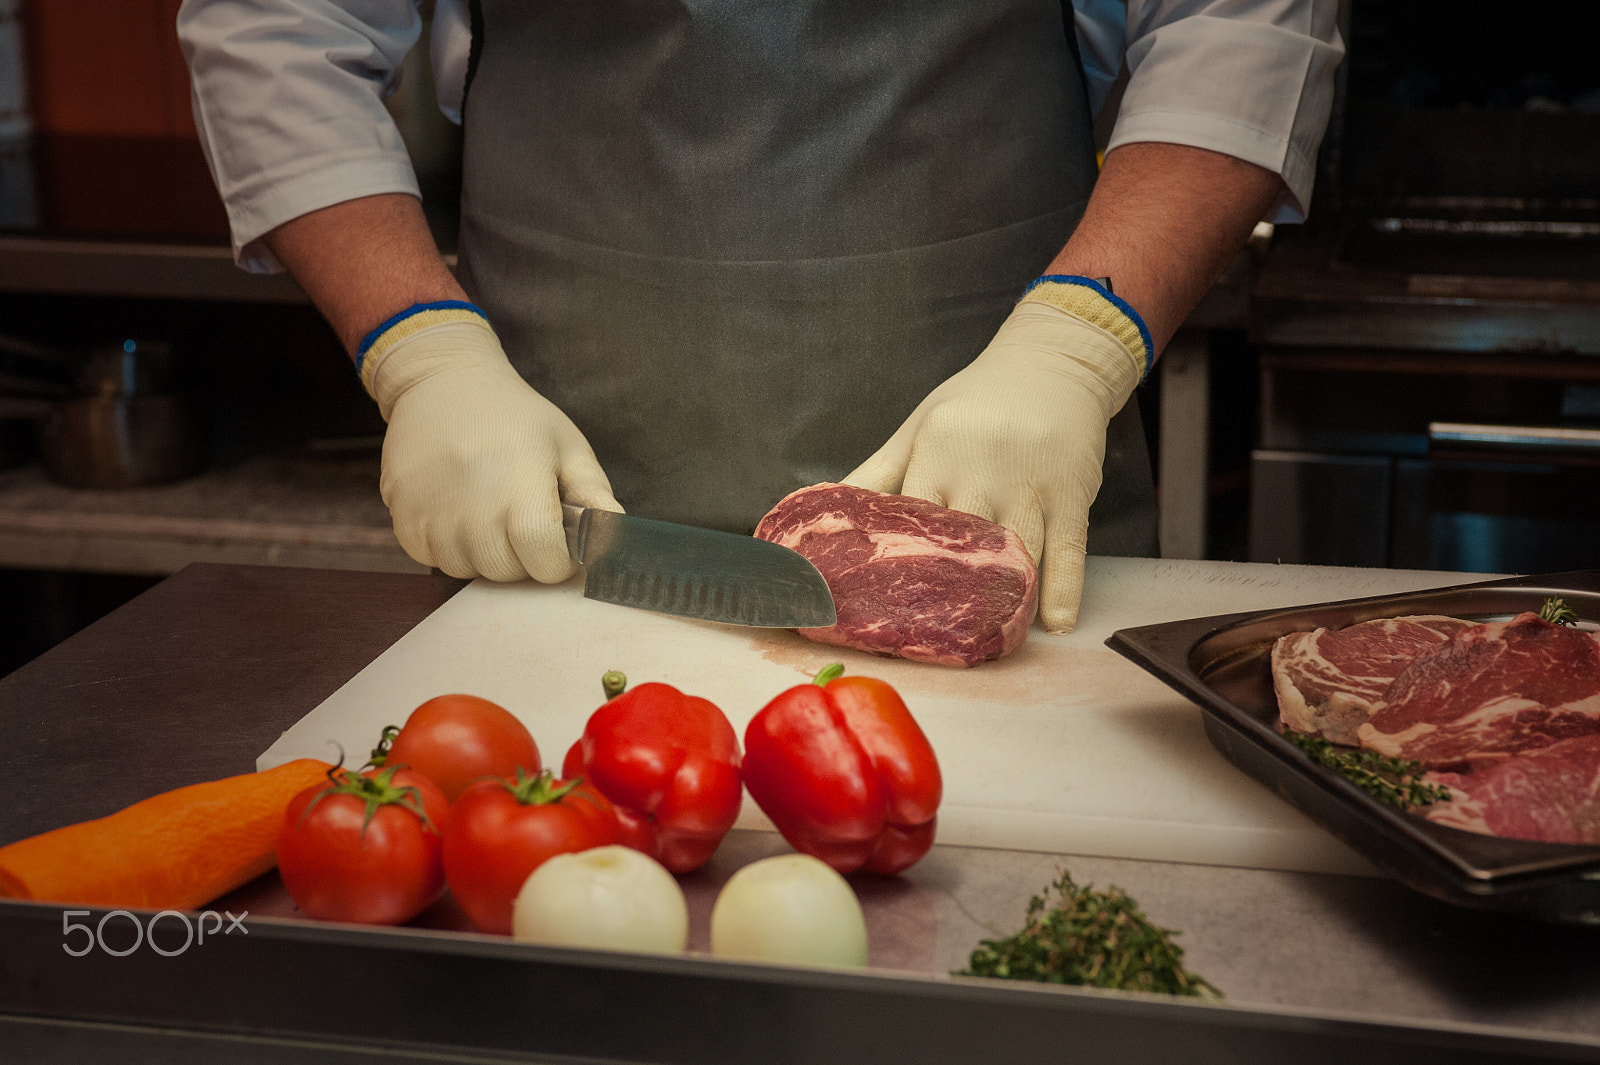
[
  {"x1": 1357, "y1": 613, "x2": 1600, "y2": 767},
  {"x1": 1271, "y1": 607, "x2": 1600, "y2": 845},
  {"x1": 1423, "y1": 734, "x2": 1600, "y2": 844},
  {"x1": 1271, "y1": 615, "x2": 1473, "y2": 744},
  {"x1": 753, "y1": 483, "x2": 1037, "y2": 667}
]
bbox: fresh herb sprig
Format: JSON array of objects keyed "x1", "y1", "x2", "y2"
[
  {"x1": 1539, "y1": 596, "x2": 1580, "y2": 627},
  {"x1": 1283, "y1": 730, "x2": 1451, "y2": 808},
  {"x1": 957, "y1": 872, "x2": 1220, "y2": 998}
]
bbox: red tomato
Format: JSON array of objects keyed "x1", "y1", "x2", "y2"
[
  {"x1": 277, "y1": 766, "x2": 451, "y2": 925},
  {"x1": 443, "y1": 771, "x2": 619, "y2": 935},
  {"x1": 380, "y1": 694, "x2": 541, "y2": 801}
]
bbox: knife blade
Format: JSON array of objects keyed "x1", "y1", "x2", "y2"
[{"x1": 561, "y1": 504, "x2": 836, "y2": 628}]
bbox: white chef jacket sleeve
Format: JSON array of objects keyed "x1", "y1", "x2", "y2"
[
  {"x1": 429, "y1": 0, "x2": 471, "y2": 125},
  {"x1": 177, "y1": 0, "x2": 425, "y2": 273},
  {"x1": 1076, "y1": 0, "x2": 1344, "y2": 223}
]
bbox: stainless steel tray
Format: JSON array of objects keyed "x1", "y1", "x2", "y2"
[{"x1": 1106, "y1": 570, "x2": 1600, "y2": 924}]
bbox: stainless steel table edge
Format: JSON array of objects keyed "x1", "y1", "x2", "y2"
[{"x1": 3, "y1": 899, "x2": 1599, "y2": 1065}]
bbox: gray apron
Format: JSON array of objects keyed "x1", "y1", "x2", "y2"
[{"x1": 455, "y1": 0, "x2": 1157, "y2": 553}]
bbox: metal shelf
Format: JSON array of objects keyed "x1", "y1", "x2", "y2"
[
  {"x1": 0, "y1": 455, "x2": 422, "y2": 576},
  {"x1": 0, "y1": 235, "x2": 309, "y2": 303}
]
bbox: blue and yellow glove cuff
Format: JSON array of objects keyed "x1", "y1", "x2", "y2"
[
  {"x1": 1019, "y1": 275, "x2": 1154, "y2": 382},
  {"x1": 355, "y1": 300, "x2": 489, "y2": 394}
]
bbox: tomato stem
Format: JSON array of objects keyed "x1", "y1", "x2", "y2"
[
  {"x1": 602, "y1": 670, "x2": 628, "y2": 699},
  {"x1": 366, "y1": 725, "x2": 401, "y2": 768},
  {"x1": 505, "y1": 767, "x2": 584, "y2": 807},
  {"x1": 813, "y1": 663, "x2": 845, "y2": 686},
  {"x1": 300, "y1": 764, "x2": 439, "y2": 837}
]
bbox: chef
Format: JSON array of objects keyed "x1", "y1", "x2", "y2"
[{"x1": 178, "y1": 0, "x2": 1341, "y2": 632}]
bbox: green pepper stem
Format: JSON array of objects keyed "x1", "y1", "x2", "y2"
[
  {"x1": 813, "y1": 663, "x2": 845, "y2": 686},
  {"x1": 602, "y1": 670, "x2": 627, "y2": 699}
]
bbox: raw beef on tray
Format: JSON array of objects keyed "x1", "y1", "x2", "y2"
[
  {"x1": 1422, "y1": 734, "x2": 1600, "y2": 845},
  {"x1": 1271, "y1": 615, "x2": 1473, "y2": 744},
  {"x1": 1357, "y1": 613, "x2": 1600, "y2": 768},
  {"x1": 753, "y1": 483, "x2": 1037, "y2": 668}
]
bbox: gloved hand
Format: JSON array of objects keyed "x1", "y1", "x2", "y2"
[
  {"x1": 360, "y1": 305, "x2": 622, "y2": 582},
  {"x1": 845, "y1": 278, "x2": 1149, "y2": 633}
]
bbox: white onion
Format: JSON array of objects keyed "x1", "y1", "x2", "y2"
[
  {"x1": 511, "y1": 845, "x2": 688, "y2": 954},
  {"x1": 709, "y1": 854, "x2": 868, "y2": 967}
]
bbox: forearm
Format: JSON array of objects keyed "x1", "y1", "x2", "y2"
[
  {"x1": 264, "y1": 193, "x2": 468, "y2": 358},
  {"x1": 1045, "y1": 142, "x2": 1283, "y2": 356}
]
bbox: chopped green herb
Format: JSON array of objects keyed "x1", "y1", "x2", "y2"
[
  {"x1": 956, "y1": 872, "x2": 1220, "y2": 998},
  {"x1": 1539, "y1": 597, "x2": 1580, "y2": 627},
  {"x1": 1283, "y1": 730, "x2": 1452, "y2": 808}
]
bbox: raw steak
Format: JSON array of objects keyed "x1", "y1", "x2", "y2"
[
  {"x1": 753, "y1": 483, "x2": 1036, "y2": 668},
  {"x1": 1271, "y1": 615, "x2": 1473, "y2": 744},
  {"x1": 1422, "y1": 734, "x2": 1600, "y2": 845},
  {"x1": 1357, "y1": 614, "x2": 1600, "y2": 768}
]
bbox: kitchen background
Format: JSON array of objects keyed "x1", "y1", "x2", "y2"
[{"x1": 0, "y1": 0, "x2": 1596, "y2": 676}]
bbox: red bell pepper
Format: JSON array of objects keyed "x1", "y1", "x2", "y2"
[
  {"x1": 562, "y1": 676, "x2": 742, "y2": 873},
  {"x1": 742, "y1": 664, "x2": 941, "y2": 875}
]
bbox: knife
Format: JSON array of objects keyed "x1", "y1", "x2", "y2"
[{"x1": 561, "y1": 504, "x2": 837, "y2": 628}]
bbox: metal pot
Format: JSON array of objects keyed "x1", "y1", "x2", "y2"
[
  {"x1": 40, "y1": 392, "x2": 205, "y2": 489},
  {"x1": 36, "y1": 339, "x2": 206, "y2": 489}
]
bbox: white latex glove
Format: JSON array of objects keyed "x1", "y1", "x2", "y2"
[
  {"x1": 362, "y1": 311, "x2": 622, "y2": 582},
  {"x1": 845, "y1": 286, "x2": 1146, "y2": 633}
]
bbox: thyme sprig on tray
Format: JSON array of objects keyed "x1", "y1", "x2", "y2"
[
  {"x1": 1539, "y1": 596, "x2": 1580, "y2": 627},
  {"x1": 956, "y1": 872, "x2": 1220, "y2": 998},
  {"x1": 1283, "y1": 730, "x2": 1451, "y2": 808}
]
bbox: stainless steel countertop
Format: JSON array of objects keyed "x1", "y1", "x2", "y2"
[{"x1": 2, "y1": 564, "x2": 1600, "y2": 1062}]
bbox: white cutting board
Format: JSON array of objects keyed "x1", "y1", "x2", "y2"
[{"x1": 260, "y1": 557, "x2": 1486, "y2": 877}]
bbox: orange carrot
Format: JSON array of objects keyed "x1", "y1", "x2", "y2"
[{"x1": 0, "y1": 758, "x2": 332, "y2": 910}]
